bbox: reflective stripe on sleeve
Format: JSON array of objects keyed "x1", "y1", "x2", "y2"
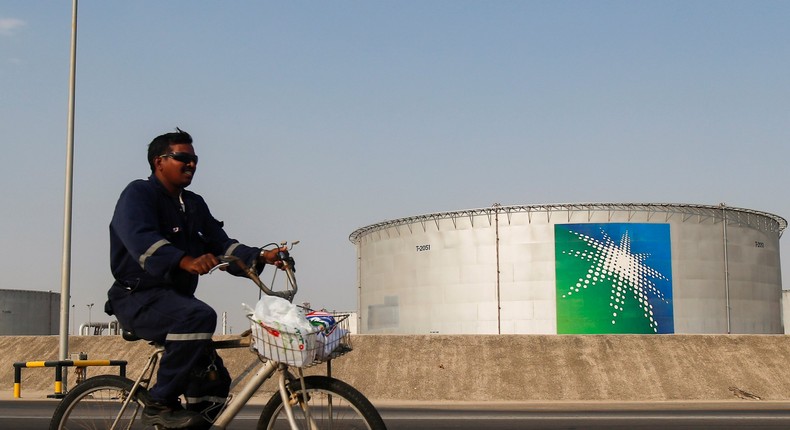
[
  {"x1": 165, "y1": 332, "x2": 214, "y2": 341},
  {"x1": 139, "y1": 239, "x2": 171, "y2": 269},
  {"x1": 224, "y1": 242, "x2": 240, "y2": 256}
]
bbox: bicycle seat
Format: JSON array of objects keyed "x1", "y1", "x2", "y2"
[{"x1": 122, "y1": 329, "x2": 142, "y2": 342}]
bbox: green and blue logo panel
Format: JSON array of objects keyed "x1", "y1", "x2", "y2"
[{"x1": 555, "y1": 223, "x2": 674, "y2": 334}]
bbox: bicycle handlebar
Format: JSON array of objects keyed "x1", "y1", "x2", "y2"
[{"x1": 210, "y1": 243, "x2": 299, "y2": 302}]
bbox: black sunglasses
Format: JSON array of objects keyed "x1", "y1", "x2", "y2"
[{"x1": 160, "y1": 152, "x2": 198, "y2": 164}]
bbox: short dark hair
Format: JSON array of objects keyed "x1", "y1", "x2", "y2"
[{"x1": 147, "y1": 127, "x2": 193, "y2": 173}]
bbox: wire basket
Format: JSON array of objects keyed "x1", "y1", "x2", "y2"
[{"x1": 248, "y1": 310, "x2": 352, "y2": 368}]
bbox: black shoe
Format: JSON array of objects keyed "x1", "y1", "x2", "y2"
[{"x1": 142, "y1": 401, "x2": 208, "y2": 429}]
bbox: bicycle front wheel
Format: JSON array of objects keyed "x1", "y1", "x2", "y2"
[
  {"x1": 258, "y1": 375, "x2": 386, "y2": 430},
  {"x1": 49, "y1": 374, "x2": 149, "y2": 430}
]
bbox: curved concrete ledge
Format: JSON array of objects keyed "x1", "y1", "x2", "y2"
[{"x1": 3, "y1": 334, "x2": 789, "y2": 401}]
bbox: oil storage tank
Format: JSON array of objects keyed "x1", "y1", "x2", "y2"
[
  {"x1": 0, "y1": 289, "x2": 60, "y2": 335},
  {"x1": 349, "y1": 203, "x2": 786, "y2": 335}
]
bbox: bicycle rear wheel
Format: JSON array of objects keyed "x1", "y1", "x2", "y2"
[
  {"x1": 258, "y1": 375, "x2": 386, "y2": 430},
  {"x1": 49, "y1": 374, "x2": 149, "y2": 430}
]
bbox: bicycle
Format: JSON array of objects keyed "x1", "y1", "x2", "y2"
[{"x1": 49, "y1": 242, "x2": 387, "y2": 430}]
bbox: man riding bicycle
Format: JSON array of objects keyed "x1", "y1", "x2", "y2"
[{"x1": 104, "y1": 128, "x2": 284, "y2": 428}]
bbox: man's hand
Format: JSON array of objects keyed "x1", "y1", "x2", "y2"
[
  {"x1": 259, "y1": 246, "x2": 290, "y2": 270},
  {"x1": 179, "y1": 254, "x2": 220, "y2": 275}
]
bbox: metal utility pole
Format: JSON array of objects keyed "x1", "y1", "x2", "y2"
[{"x1": 59, "y1": 0, "x2": 78, "y2": 360}]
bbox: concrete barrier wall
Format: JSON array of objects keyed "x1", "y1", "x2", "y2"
[{"x1": 3, "y1": 334, "x2": 790, "y2": 401}]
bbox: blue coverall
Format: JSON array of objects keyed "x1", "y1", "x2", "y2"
[{"x1": 105, "y1": 174, "x2": 262, "y2": 410}]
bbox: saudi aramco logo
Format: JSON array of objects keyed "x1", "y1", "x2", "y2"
[{"x1": 555, "y1": 223, "x2": 674, "y2": 334}]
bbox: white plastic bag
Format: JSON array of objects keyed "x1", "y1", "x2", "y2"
[
  {"x1": 252, "y1": 296, "x2": 314, "y2": 333},
  {"x1": 247, "y1": 296, "x2": 317, "y2": 366}
]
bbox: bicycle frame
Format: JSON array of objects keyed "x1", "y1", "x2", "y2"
[
  {"x1": 211, "y1": 358, "x2": 279, "y2": 428},
  {"x1": 112, "y1": 245, "x2": 318, "y2": 430},
  {"x1": 113, "y1": 344, "x2": 316, "y2": 429},
  {"x1": 52, "y1": 242, "x2": 383, "y2": 430}
]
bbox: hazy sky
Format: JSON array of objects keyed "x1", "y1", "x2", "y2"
[{"x1": 1, "y1": 1, "x2": 788, "y2": 334}]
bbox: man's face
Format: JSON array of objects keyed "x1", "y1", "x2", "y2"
[{"x1": 154, "y1": 143, "x2": 198, "y2": 192}]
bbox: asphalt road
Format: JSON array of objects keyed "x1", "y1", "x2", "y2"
[{"x1": 5, "y1": 400, "x2": 790, "y2": 429}]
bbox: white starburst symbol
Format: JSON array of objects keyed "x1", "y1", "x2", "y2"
[{"x1": 560, "y1": 228, "x2": 670, "y2": 332}]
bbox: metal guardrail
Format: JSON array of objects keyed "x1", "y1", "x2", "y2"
[{"x1": 13, "y1": 357, "x2": 127, "y2": 399}]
